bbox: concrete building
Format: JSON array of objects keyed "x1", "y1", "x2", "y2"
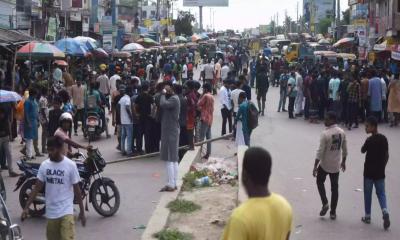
[{"x1": 303, "y1": 0, "x2": 335, "y2": 33}]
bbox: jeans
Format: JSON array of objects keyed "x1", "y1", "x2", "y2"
[
  {"x1": 317, "y1": 166, "x2": 339, "y2": 214},
  {"x1": 364, "y1": 178, "x2": 388, "y2": 216},
  {"x1": 278, "y1": 88, "x2": 287, "y2": 111},
  {"x1": 25, "y1": 139, "x2": 33, "y2": 158},
  {"x1": 221, "y1": 108, "x2": 232, "y2": 135},
  {"x1": 120, "y1": 124, "x2": 133, "y2": 154},
  {"x1": 243, "y1": 131, "x2": 250, "y2": 146},
  {"x1": 199, "y1": 121, "x2": 211, "y2": 156},
  {"x1": 288, "y1": 97, "x2": 296, "y2": 118},
  {"x1": 250, "y1": 73, "x2": 256, "y2": 87}
]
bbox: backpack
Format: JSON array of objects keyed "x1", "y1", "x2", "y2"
[{"x1": 247, "y1": 102, "x2": 259, "y2": 130}]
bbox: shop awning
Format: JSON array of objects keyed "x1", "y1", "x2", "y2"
[{"x1": 0, "y1": 28, "x2": 33, "y2": 46}]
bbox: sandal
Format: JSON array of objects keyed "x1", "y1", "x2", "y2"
[
  {"x1": 361, "y1": 216, "x2": 371, "y2": 224},
  {"x1": 159, "y1": 186, "x2": 176, "y2": 192}
]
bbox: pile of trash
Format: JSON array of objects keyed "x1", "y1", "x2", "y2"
[{"x1": 189, "y1": 157, "x2": 238, "y2": 187}]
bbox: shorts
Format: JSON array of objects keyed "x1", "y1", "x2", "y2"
[{"x1": 47, "y1": 214, "x2": 75, "y2": 240}]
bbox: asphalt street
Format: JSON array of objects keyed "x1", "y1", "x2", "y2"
[
  {"x1": 254, "y1": 85, "x2": 400, "y2": 240},
  {"x1": 5, "y1": 126, "x2": 166, "y2": 240},
  {"x1": 3, "y1": 72, "x2": 400, "y2": 239}
]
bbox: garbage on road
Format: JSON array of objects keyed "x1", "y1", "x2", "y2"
[{"x1": 183, "y1": 157, "x2": 238, "y2": 191}]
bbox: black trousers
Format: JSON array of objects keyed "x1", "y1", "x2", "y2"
[
  {"x1": 304, "y1": 97, "x2": 310, "y2": 119},
  {"x1": 221, "y1": 108, "x2": 232, "y2": 135},
  {"x1": 288, "y1": 97, "x2": 296, "y2": 118},
  {"x1": 317, "y1": 166, "x2": 339, "y2": 214},
  {"x1": 138, "y1": 117, "x2": 152, "y2": 153},
  {"x1": 74, "y1": 109, "x2": 84, "y2": 133},
  {"x1": 178, "y1": 126, "x2": 188, "y2": 161},
  {"x1": 347, "y1": 102, "x2": 358, "y2": 127}
]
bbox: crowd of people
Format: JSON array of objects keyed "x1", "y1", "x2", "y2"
[{"x1": 0, "y1": 39, "x2": 399, "y2": 239}]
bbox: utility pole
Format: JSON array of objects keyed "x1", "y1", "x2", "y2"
[
  {"x1": 296, "y1": 1, "x2": 299, "y2": 33},
  {"x1": 199, "y1": 6, "x2": 203, "y2": 32}
]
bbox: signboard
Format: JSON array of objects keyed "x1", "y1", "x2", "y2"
[
  {"x1": 101, "y1": 16, "x2": 113, "y2": 34},
  {"x1": 72, "y1": 0, "x2": 82, "y2": 8},
  {"x1": 102, "y1": 34, "x2": 113, "y2": 52},
  {"x1": 183, "y1": 0, "x2": 228, "y2": 7},
  {"x1": 259, "y1": 25, "x2": 269, "y2": 34},
  {"x1": 70, "y1": 12, "x2": 82, "y2": 21}
]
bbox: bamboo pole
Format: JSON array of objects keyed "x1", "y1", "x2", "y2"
[{"x1": 107, "y1": 133, "x2": 233, "y2": 165}]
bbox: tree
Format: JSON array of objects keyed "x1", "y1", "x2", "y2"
[
  {"x1": 174, "y1": 11, "x2": 196, "y2": 36},
  {"x1": 340, "y1": 8, "x2": 350, "y2": 25},
  {"x1": 318, "y1": 18, "x2": 332, "y2": 35}
]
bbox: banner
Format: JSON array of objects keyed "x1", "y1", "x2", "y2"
[
  {"x1": 103, "y1": 34, "x2": 113, "y2": 52},
  {"x1": 46, "y1": 17, "x2": 57, "y2": 41}
]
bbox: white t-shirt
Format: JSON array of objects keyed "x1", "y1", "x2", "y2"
[
  {"x1": 221, "y1": 66, "x2": 230, "y2": 81},
  {"x1": 109, "y1": 74, "x2": 121, "y2": 93},
  {"x1": 231, "y1": 89, "x2": 244, "y2": 113},
  {"x1": 182, "y1": 64, "x2": 188, "y2": 79},
  {"x1": 118, "y1": 95, "x2": 132, "y2": 124},
  {"x1": 37, "y1": 157, "x2": 80, "y2": 219},
  {"x1": 146, "y1": 64, "x2": 154, "y2": 81}
]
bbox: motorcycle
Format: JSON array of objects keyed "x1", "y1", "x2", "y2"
[
  {"x1": 84, "y1": 110, "x2": 104, "y2": 142},
  {"x1": 14, "y1": 148, "x2": 120, "y2": 217},
  {"x1": 0, "y1": 173, "x2": 23, "y2": 240}
]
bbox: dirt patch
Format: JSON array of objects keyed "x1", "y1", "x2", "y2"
[{"x1": 167, "y1": 183, "x2": 237, "y2": 239}]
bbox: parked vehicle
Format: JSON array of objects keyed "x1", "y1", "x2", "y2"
[
  {"x1": 15, "y1": 148, "x2": 120, "y2": 218},
  {"x1": 285, "y1": 43, "x2": 315, "y2": 62},
  {"x1": 0, "y1": 174, "x2": 23, "y2": 240}
]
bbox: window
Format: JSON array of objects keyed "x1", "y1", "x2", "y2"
[{"x1": 142, "y1": 11, "x2": 147, "y2": 18}]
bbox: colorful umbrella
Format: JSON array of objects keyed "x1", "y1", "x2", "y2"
[
  {"x1": 55, "y1": 38, "x2": 89, "y2": 57},
  {"x1": 175, "y1": 36, "x2": 187, "y2": 43},
  {"x1": 74, "y1": 36, "x2": 98, "y2": 51},
  {"x1": 92, "y1": 48, "x2": 109, "y2": 58},
  {"x1": 121, "y1": 43, "x2": 145, "y2": 52},
  {"x1": 333, "y1": 37, "x2": 354, "y2": 48},
  {"x1": 16, "y1": 42, "x2": 65, "y2": 59},
  {"x1": 191, "y1": 34, "x2": 201, "y2": 42},
  {"x1": 112, "y1": 51, "x2": 132, "y2": 58},
  {"x1": 54, "y1": 60, "x2": 68, "y2": 66},
  {"x1": 136, "y1": 38, "x2": 160, "y2": 47},
  {"x1": 0, "y1": 90, "x2": 22, "y2": 103}
]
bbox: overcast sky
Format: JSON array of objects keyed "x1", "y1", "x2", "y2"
[{"x1": 175, "y1": 0, "x2": 349, "y2": 31}]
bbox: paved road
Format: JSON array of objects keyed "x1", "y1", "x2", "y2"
[
  {"x1": 5, "y1": 127, "x2": 165, "y2": 240},
  {"x1": 253, "y1": 86, "x2": 400, "y2": 240}
]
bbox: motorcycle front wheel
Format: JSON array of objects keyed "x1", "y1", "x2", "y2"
[
  {"x1": 90, "y1": 178, "x2": 120, "y2": 217},
  {"x1": 19, "y1": 178, "x2": 45, "y2": 217}
]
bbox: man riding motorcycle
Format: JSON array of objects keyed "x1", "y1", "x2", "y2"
[
  {"x1": 54, "y1": 112, "x2": 91, "y2": 157},
  {"x1": 85, "y1": 82, "x2": 109, "y2": 138}
]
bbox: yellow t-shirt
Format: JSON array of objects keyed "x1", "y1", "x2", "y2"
[{"x1": 222, "y1": 193, "x2": 292, "y2": 240}]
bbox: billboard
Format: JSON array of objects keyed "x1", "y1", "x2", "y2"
[{"x1": 183, "y1": 0, "x2": 228, "y2": 7}]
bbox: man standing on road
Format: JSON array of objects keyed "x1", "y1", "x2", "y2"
[
  {"x1": 118, "y1": 85, "x2": 134, "y2": 157},
  {"x1": 223, "y1": 147, "x2": 292, "y2": 240},
  {"x1": 256, "y1": 66, "x2": 269, "y2": 116},
  {"x1": 361, "y1": 116, "x2": 390, "y2": 230},
  {"x1": 159, "y1": 83, "x2": 180, "y2": 192},
  {"x1": 277, "y1": 68, "x2": 289, "y2": 112},
  {"x1": 287, "y1": 72, "x2": 297, "y2": 119},
  {"x1": 313, "y1": 111, "x2": 348, "y2": 220},
  {"x1": 71, "y1": 80, "x2": 85, "y2": 136},
  {"x1": 21, "y1": 136, "x2": 86, "y2": 240},
  {"x1": 203, "y1": 59, "x2": 215, "y2": 93},
  {"x1": 294, "y1": 68, "x2": 304, "y2": 116},
  {"x1": 219, "y1": 80, "x2": 233, "y2": 136},
  {"x1": 197, "y1": 83, "x2": 214, "y2": 159},
  {"x1": 96, "y1": 69, "x2": 110, "y2": 110}
]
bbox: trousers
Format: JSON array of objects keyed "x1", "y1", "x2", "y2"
[
  {"x1": 316, "y1": 166, "x2": 339, "y2": 214},
  {"x1": 364, "y1": 178, "x2": 388, "y2": 216},
  {"x1": 166, "y1": 161, "x2": 179, "y2": 188}
]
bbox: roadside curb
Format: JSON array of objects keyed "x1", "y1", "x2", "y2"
[
  {"x1": 141, "y1": 147, "x2": 201, "y2": 240},
  {"x1": 237, "y1": 145, "x2": 248, "y2": 204}
]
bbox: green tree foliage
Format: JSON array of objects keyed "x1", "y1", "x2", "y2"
[
  {"x1": 318, "y1": 18, "x2": 332, "y2": 35},
  {"x1": 174, "y1": 11, "x2": 196, "y2": 36},
  {"x1": 340, "y1": 8, "x2": 350, "y2": 25}
]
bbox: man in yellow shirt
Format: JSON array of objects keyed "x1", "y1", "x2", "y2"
[{"x1": 222, "y1": 147, "x2": 292, "y2": 240}]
